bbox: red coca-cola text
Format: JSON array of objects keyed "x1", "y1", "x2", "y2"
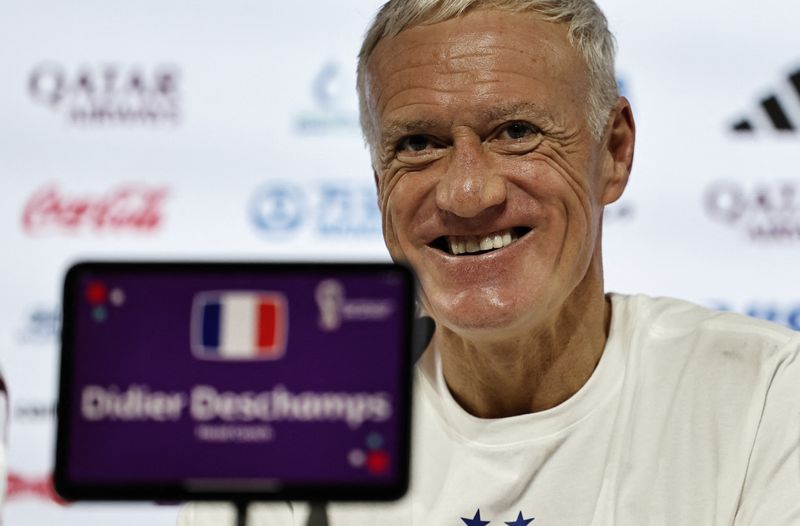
[
  {"x1": 22, "y1": 184, "x2": 169, "y2": 234},
  {"x1": 7, "y1": 472, "x2": 67, "y2": 505}
]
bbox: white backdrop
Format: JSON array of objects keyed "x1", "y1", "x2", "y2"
[{"x1": 0, "y1": 0, "x2": 798, "y2": 524}]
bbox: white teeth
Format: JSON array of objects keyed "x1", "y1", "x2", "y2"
[
  {"x1": 449, "y1": 239, "x2": 465, "y2": 255},
  {"x1": 445, "y1": 229, "x2": 524, "y2": 255}
]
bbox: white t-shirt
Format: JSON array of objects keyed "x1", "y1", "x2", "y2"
[{"x1": 179, "y1": 294, "x2": 800, "y2": 525}]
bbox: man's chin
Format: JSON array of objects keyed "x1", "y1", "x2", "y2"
[{"x1": 427, "y1": 299, "x2": 538, "y2": 340}]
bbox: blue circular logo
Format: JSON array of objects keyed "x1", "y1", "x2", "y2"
[{"x1": 250, "y1": 183, "x2": 304, "y2": 233}]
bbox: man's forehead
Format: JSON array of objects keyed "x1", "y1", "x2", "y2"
[
  {"x1": 367, "y1": 9, "x2": 575, "y2": 74},
  {"x1": 364, "y1": 9, "x2": 586, "y2": 125}
]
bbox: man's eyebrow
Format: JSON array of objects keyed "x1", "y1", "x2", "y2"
[
  {"x1": 380, "y1": 119, "x2": 441, "y2": 143},
  {"x1": 481, "y1": 102, "x2": 551, "y2": 122},
  {"x1": 379, "y1": 103, "x2": 553, "y2": 143}
]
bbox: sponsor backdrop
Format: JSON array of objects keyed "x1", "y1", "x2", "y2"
[{"x1": 0, "y1": 0, "x2": 798, "y2": 524}]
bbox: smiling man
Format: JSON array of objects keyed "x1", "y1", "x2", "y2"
[
  {"x1": 362, "y1": 2, "x2": 630, "y2": 422},
  {"x1": 181, "y1": 1, "x2": 800, "y2": 524}
]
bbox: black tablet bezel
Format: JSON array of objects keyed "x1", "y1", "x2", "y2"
[{"x1": 55, "y1": 261, "x2": 415, "y2": 503}]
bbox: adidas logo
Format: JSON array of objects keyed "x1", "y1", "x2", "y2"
[{"x1": 732, "y1": 67, "x2": 800, "y2": 133}]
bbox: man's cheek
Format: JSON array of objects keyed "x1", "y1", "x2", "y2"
[{"x1": 381, "y1": 211, "x2": 406, "y2": 262}]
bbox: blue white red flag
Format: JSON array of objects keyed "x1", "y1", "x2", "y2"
[{"x1": 191, "y1": 291, "x2": 288, "y2": 360}]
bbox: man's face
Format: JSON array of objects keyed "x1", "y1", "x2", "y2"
[{"x1": 366, "y1": 10, "x2": 627, "y2": 336}]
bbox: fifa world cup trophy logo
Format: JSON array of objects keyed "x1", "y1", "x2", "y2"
[{"x1": 315, "y1": 280, "x2": 345, "y2": 331}]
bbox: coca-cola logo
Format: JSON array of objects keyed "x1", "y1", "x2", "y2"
[
  {"x1": 28, "y1": 63, "x2": 180, "y2": 124},
  {"x1": 7, "y1": 472, "x2": 67, "y2": 505},
  {"x1": 22, "y1": 184, "x2": 169, "y2": 235},
  {"x1": 704, "y1": 180, "x2": 800, "y2": 241}
]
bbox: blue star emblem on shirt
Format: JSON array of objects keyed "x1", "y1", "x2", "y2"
[
  {"x1": 505, "y1": 511, "x2": 535, "y2": 525},
  {"x1": 462, "y1": 509, "x2": 491, "y2": 526}
]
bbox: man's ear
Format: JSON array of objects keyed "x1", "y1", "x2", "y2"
[{"x1": 601, "y1": 96, "x2": 635, "y2": 205}]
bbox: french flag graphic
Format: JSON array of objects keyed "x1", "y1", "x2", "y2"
[{"x1": 191, "y1": 291, "x2": 288, "y2": 360}]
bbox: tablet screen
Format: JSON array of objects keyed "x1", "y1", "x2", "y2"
[{"x1": 56, "y1": 262, "x2": 414, "y2": 502}]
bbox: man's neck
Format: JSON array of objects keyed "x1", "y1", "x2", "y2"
[{"x1": 433, "y1": 272, "x2": 611, "y2": 419}]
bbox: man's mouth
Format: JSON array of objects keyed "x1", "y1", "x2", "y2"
[{"x1": 430, "y1": 227, "x2": 531, "y2": 256}]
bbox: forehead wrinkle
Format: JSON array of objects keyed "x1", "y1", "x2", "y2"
[
  {"x1": 376, "y1": 57, "x2": 573, "y2": 105},
  {"x1": 377, "y1": 23, "x2": 568, "y2": 66},
  {"x1": 481, "y1": 101, "x2": 551, "y2": 122},
  {"x1": 376, "y1": 62, "x2": 444, "y2": 91},
  {"x1": 376, "y1": 70, "x2": 542, "y2": 117},
  {"x1": 373, "y1": 29, "x2": 552, "y2": 78}
]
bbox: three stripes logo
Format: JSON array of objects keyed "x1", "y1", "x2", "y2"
[
  {"x1": 191, "y1": 291, "x2": 288, "y2": 361},
  {"x1": 732, "y1": 67, "x2": 800, "y2": 133}
]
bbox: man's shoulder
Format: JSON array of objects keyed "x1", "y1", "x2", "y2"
[
  {"x1": 612, "y1": 293, "x2": 800, "y2": 362},
  {"x1": 611, "y1": 294, "x2": 800, "y2": 432}
]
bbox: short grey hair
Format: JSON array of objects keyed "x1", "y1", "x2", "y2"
[{"x1": 356, "y1": 0, "x2": 619, "y2": 162}]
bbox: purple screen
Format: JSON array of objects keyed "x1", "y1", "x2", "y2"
[{"x1": 63, "y1": 267, "x2": 410, "y2": 492}]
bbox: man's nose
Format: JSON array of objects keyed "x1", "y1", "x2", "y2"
[{"x1": 435, "y1": 134, "x2": 506, "y2": 218}]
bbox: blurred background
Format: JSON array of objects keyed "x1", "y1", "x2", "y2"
[{"x1": 0, "y1": 0, "x2": 798, "y2": 523}]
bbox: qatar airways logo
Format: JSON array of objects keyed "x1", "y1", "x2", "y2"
[
  {"x1": 28, "y1": 63, "x2": 180, "y2": 124},
  {"x1": 704, "y1": 180, "x2": 800, "y2": 241},
  {"x1": 22, "y1": 183, "x2": 169, "y2": 235}
]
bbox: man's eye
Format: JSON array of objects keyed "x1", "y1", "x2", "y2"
[
  {"x1": 397, "y1": 135, "x2": 433, "y2": 152},
  {"x1": 499, "y1": 122, "x2": 539, "y2": 140}
]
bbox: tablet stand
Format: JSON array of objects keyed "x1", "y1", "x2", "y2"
[
  {"x1": 235, "y1": 501, "x2": 329, "y2": 526},
  {"x1": 306, "y1": 502, "x2": 330, "y2": 526}
]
